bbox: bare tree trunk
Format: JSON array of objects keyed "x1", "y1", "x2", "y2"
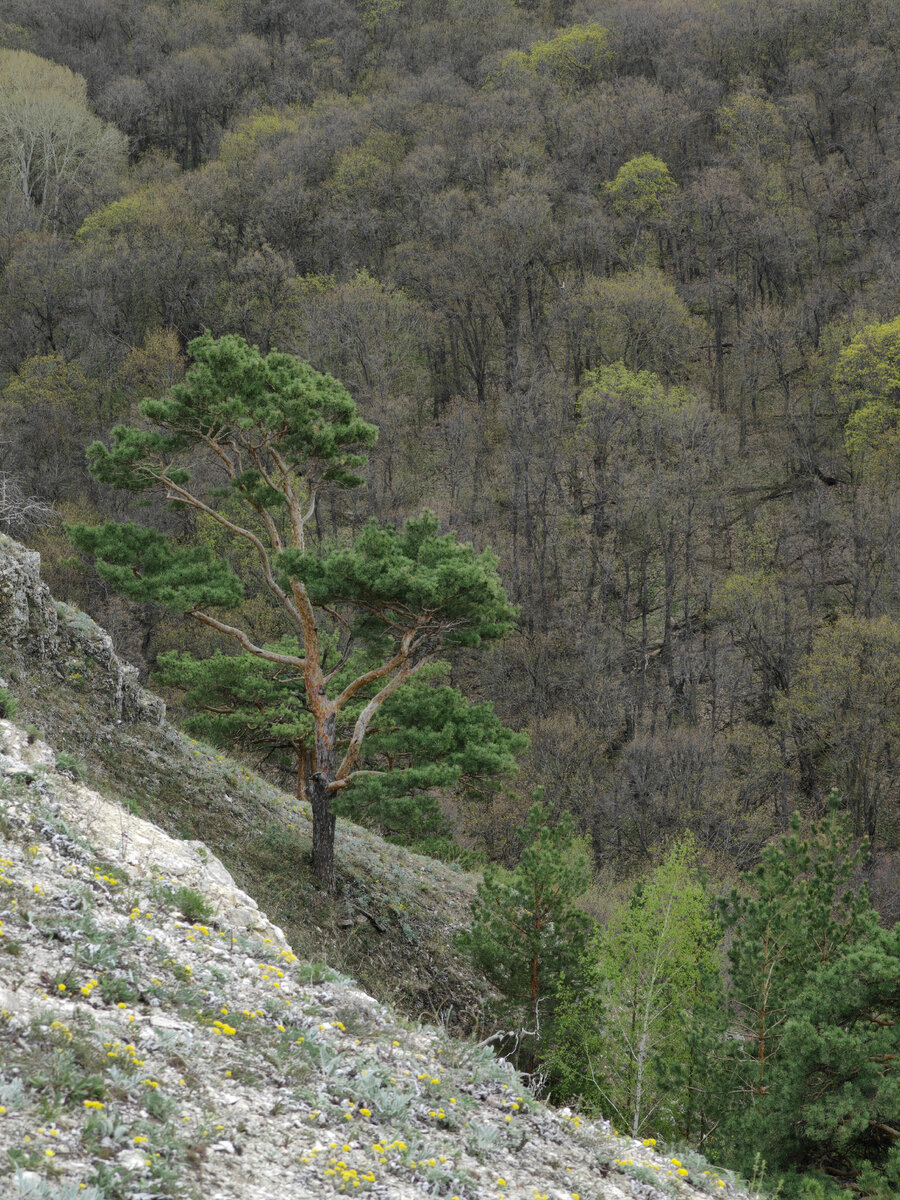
[{"x1": 310, "y1": 711, "x2": 337, "y2": 891}]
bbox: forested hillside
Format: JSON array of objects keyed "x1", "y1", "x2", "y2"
[
  {"x1": 0, "y1": 0, "x2": 898, "y2": 1190},
  {"x1": 2, "y1": 0, "x2": 898, "y2": 897}
]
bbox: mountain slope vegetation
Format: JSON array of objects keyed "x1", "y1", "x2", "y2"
[
  {"x1": 1, "y1": 0, "x2": 897, "y2": 911},
  {"x1": 0, "y1": 0, "x2": 899, "y2": 1193}
]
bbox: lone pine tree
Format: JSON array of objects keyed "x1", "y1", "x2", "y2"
[{"x1": 69, "y1": 332, "x2": 519, "y2": 891}]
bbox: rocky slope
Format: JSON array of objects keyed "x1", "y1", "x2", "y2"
[
  {"x1": 0, "y1": 534, "x2": 760, "y2": 1200},
  {"x1": 0, "y1": 718, "x2": 754, "y2": 1200},
  {"x1": 0, "y1": 533, "x2": 489, "y2": 1027}
]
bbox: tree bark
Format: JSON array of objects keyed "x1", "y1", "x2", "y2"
[
  {"x1": 310, "y1": 710, "x2": 337, "y2": 891},
  {"x1": 309, "y1": 770, "x2": 336, "y2": 892}
]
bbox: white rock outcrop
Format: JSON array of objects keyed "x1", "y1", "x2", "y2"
[
  {"x1": 1, "y1": 720, "x2": 286, "y2": 944},
  {"x1": 0, "y1": 715, "x2": 749, "y2": 1200},
  {"x1": 0, "y1": 532, "x2": 165, "y2": 724}
]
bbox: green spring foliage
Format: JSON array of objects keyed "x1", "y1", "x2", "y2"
[
  {"x1": 458, "y1": 801, "x2": 591, "y2": 1055},
  {"x1": 470, "y1": 800, "x2": 897, "y2": 1195},
  {"x1": 495, "y1": 23, "x2": 613, "y2": 92},
  {"x1": 839, "y1": 316, "x2": 900, "y2": 482},
  {"x1": 605, "y1": 154, "x2": 679, "y2": 220},
  {"x1": 549, "y1": 835, "x2": 724, "y2": 1142}
]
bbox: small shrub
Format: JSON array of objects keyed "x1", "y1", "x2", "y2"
[
  {"x1": 0, "y1": 687, "x2": 18, "y2": 719},
  {"x1": 7, "y1": 1148, "x2": 43, "y2": 1172},
  {"x1": 404, "y1": 835, "x2": 486, "y2": 870},
  {"x1": 174, "y1": 885, "x2": 215, "y2": 923},
  {"x1": 55, "y1": 751, "x2": 85, "y2": 781},
  {"x1": 92, "y1": 859, "x2": 128, "y2": 885},
  {"x1": 250, "y1": 822, "x2": 306, "y2": 865},
  {"x1": 466, "y1": 1121, "x2": 501, "y2": 1156},
  {"x1": 145, "y1": 1087, "x2": 175, "y2": 1120},
  {"x1": 13, "y1": 1170, "x2": 106, "y2": 1199},
  {"x1": 368, "y1": 1081, "x2": 416, "y2": 1121},
  {"x1": 100, "y1": 975, "x2": 138, "y2": 1006},
  {"x1": 295, "y1": 961, "x2": 339, "y2": 984}
]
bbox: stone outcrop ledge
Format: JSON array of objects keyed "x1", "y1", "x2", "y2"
[{"x1": 0, "y1": 533, "x2": 165, "y2": 725}]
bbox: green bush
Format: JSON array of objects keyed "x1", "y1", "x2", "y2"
[
  {"x1": 55, "y1": 751, "x2": 85, "y2": 781},
  {"x1": 163, "y1": 884, "x2": 215, "y2": 924}
]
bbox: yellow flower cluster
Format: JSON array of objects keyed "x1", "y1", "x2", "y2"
[
  {"x1": 104, "y1": 1040, "x2": 145, "y2": 1067},
  {"x1": 323, "y1": 1159, "x2": 377, "y2": 1187}
]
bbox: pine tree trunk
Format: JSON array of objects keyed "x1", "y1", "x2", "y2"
[{"x1": 309, "y1": 711, "x2": 337, "y2": 892}]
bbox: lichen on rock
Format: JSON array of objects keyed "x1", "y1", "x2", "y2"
[{"x1": 0, "y1": 533, "x2": 164, "y2": 725}]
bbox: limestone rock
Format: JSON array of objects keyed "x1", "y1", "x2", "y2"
[{"x1": 0, "y1": 533, "x2": 165, "y2": 725}]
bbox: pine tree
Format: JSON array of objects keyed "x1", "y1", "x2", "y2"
[
  {"x1": 156, "y1": 649, "x2": 525, "y2": 846},
  {"x1": 768, "y1": 925, "x2": 899, "y2": 1192},
  {"x1": 69, "y1": 332, "x2": 519, "y2": 891},
  {"x1": 714, "y1": 795, "x2": 889, "y2": 1186},
  {"x1": 459, "y1": 801, "x2": 591, "y2": 1067}
]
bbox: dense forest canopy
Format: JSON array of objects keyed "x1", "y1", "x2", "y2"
[{"x1": 0, "y1": 0, "x2": 898, "y2": 906}]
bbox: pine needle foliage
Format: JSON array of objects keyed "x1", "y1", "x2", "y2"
[
  {"x1": 459, "y1": 802, "x2": 591, "y2": 1065},
  {"x1": 713, "y1": 795, "x2": 897, "y2": 1193},
  {"x1": 68, "y1": 332, "x2": 520, "y2": 889}
]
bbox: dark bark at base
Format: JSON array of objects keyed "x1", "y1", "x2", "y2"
[
  {"x1": 310, "y1": 710, "x2": 337, "y2": 892},
  {"x1": 310, "y1": 770, "x2": 336, "y2": 892}
]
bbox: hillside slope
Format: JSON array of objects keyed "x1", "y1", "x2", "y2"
[
  {"x1": 0, "y1": 534, "x2": 763, "y2": 1199},
  {"x1": 0, "y1": 717, "x2": 755, "y2": 1200},
  {"x1": 0, "y1": 533, "x2": 488, "y2": 1029}
]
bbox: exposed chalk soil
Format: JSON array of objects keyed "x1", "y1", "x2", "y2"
[{"x1": 0, "y1": 718, "x2": 752, "y2": 1200}]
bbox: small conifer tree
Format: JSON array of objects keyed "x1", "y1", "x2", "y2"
[
  {"x1": 768, "y1": 925, "x2": 900, "y2": 1193},
  {"x1": 459, "y1": 801, "x2": 591, "y2": 1068},
  {"x1": 713, "y1": 795, "x2": 892, "y2": 1189}
]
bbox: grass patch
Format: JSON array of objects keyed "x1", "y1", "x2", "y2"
[
  {"x1": 54, "y1": 752, "x2": 85, "y2": 782},
  {"x1": 154, "y1": 883, "x2": 215, "y2": 924}
]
